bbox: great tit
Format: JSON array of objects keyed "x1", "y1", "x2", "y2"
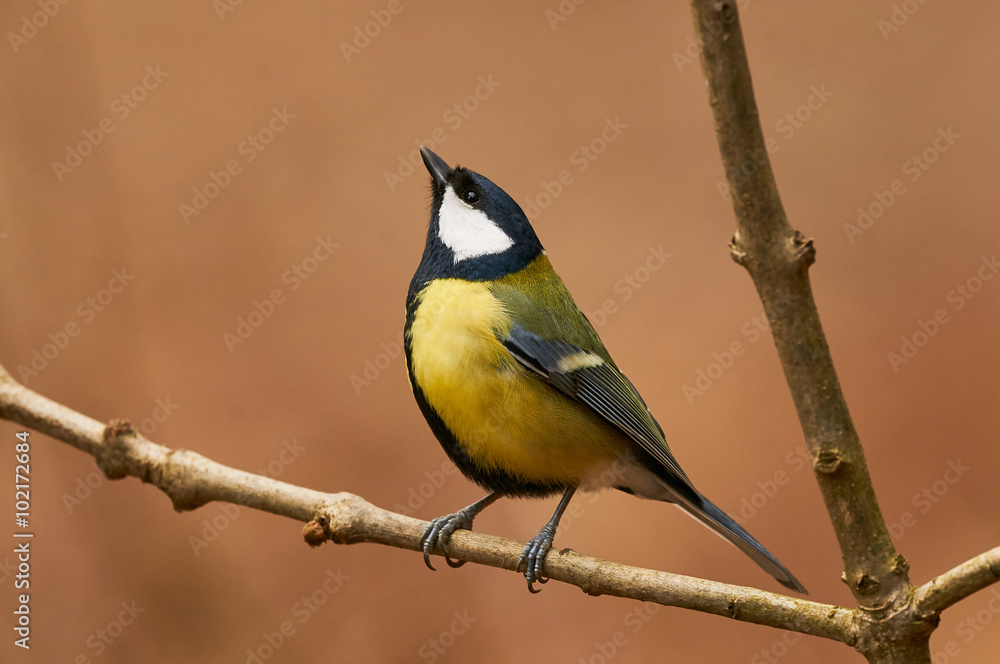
[{"x1": 404, "y1": 146, "x2": 806, "y2": 594}]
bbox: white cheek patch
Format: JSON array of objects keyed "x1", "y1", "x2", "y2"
[{"x1": 437, "y1": 187, "x2": 514, "y2": 263}]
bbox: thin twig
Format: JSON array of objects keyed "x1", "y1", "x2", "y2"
[{"x1": 914, "y1": 546, "x2": 1000, "y2": 617}]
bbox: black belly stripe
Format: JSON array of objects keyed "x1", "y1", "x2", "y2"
[{"x1": 404, "y1": 294, "x2": 566, "y2": 499}]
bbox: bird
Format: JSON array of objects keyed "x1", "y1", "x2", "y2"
[{"x1": 403, "y1": 146, "x2": 806, "y2": 594}]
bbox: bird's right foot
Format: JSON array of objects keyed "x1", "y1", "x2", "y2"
[{"x1": 420, "y1": 510, "x2": 476, "y2": 570}]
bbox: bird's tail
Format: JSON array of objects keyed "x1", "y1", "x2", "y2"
[{"x1": 674, "y1": 491, "x2": 807, "y2": 594}]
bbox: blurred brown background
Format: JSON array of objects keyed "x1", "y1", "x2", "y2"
[{"x1": 1, "y1": 1, "x2": 999, "y2": 662}]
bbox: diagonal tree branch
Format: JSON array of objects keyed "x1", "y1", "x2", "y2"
[
  {"x1": 684, "y1": 1, "x2": 1000, "y2": 661},
  {"x1": 690, "y1": 0, "x2": 906, "y2": 611},
  {"x1": 0, "y1": 362, "x2": 855, "y2": 642}
]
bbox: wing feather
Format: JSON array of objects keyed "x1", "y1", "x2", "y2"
[{"x1": 501, "y1": 324, "x2": 694, "y2": 491}]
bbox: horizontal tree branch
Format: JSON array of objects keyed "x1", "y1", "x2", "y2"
[{"x1": 0, "y1": 363, "x2": 855, "y2": 644}]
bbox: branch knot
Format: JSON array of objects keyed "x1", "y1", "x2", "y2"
[
  {"x1": 303, "y1": 516, "x2": 335, "y2": 546},
  {"x1": 728, "y1": 234, "x2": 748, "y2": 266},
  {"x1": 790, "y1": 231, "x2": 816, "y2": 268},
  {"x1": 99, "y1": 419, "x2": 136, "y2": 480},
  {"x1": 814, "y1": 449, "x2": 844, "y2": 475}
]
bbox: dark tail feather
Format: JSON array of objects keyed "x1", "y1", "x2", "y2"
[{"x1": 678, "y1": 492, "x2": 807, "y2": 594}]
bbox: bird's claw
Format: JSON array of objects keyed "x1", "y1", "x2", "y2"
[
  {"x1": 517, "y1": 525, "x2": 556, "y2": 593},
  {"x1": 420, "y1": 511, "x2": 474, "y2": 571}
]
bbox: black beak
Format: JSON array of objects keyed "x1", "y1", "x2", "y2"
[{"x1": 420, "y1": 146, "x2": 452, "y2": 186}]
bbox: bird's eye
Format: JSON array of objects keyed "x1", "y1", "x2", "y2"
[{"x1": 462, "y1": 189, "x2": 480, "y2": 205}]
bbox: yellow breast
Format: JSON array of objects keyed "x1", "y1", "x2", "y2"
[{"x1": 407, "y1": 278, "x2": 622, "y2": 485}]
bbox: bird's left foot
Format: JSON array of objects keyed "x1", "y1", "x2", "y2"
[
  {"x1": 517, "y1": 523, "x2": 557, "y2": 593},
  {"x1": 420, "y1": 511, "x2": 475, "y2": 571}
]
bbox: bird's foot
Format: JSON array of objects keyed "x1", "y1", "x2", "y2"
[
  {"x1": 517, "y1": 523, "x2": 557, "y2": 593},
  {"x1": 420, "y1": 510, "x2": 476, "y2": 571}
]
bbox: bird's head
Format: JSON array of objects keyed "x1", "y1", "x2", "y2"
[{"x1": 417, "y1": 146, "x2": 544, "y2": 281}]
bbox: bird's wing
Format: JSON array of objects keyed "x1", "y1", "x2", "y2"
[{"x1": 501, "y1": 324, "x2": 695, "y2": 492}]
